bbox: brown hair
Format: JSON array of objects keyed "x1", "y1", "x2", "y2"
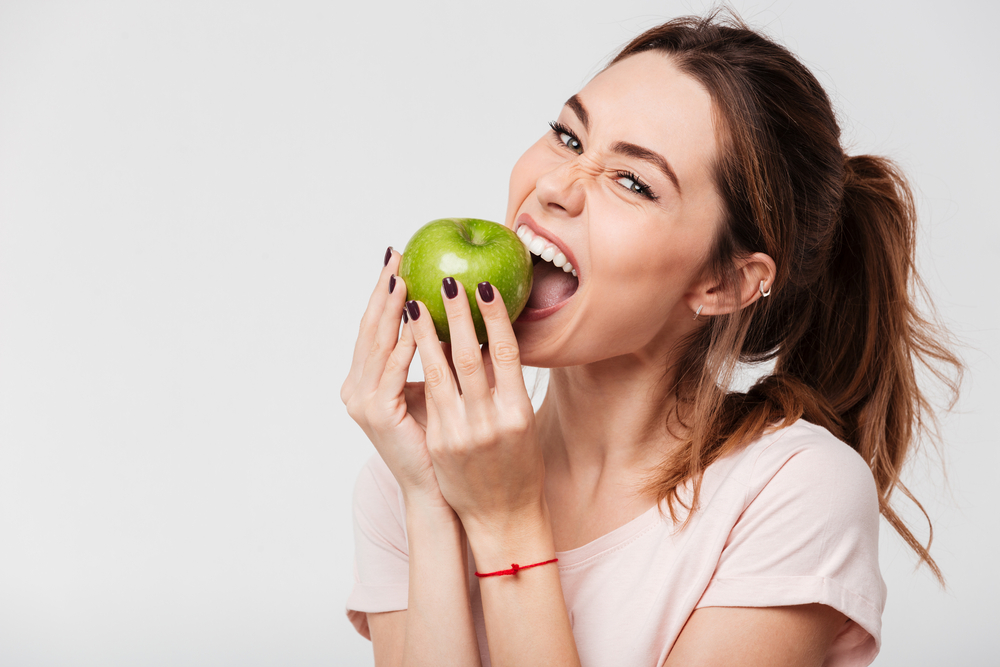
[{"x1": 613, "y1": 13, "x2": 962, "y2": 582}]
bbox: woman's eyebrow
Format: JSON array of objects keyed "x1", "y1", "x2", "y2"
[
  {"x1": 565, "y1": 93, "x2": 681, "y2": 194},
  {"x1": 612, "y1": 141, "x2": 682, "y2": 194},
  {"x1": 565, "y1": 94, "x2": 590, "y2": 131}
]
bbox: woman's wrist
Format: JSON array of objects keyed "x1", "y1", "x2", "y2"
[
  {"x1": 461, "y1": 501, "x2": 579, "y2": 667},
  {"x1": 401, "y1": 484, "x2": 457, "y2": 519},
  {"x1": 462, "y1": 503, "x2": 556, "y2": 574}
]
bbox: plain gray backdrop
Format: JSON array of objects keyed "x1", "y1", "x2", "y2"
[{"x1": 1, "y1": 1, "x2": 996, "y2": 665}]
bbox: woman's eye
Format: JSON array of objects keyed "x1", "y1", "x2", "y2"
[
  {"x1": 560, "y1": 132, "x2": 583, "y2": 154},
  {"x1": 615, "y1": 171, "x2": 657, "y2": 200},
  {"x1": 549, "y1": 121, "x2": 583, "y2": 155}
]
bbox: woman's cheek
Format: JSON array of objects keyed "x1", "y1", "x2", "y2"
[{"x1": 505, "y1": 140, "x2": 557, "y2": 225}]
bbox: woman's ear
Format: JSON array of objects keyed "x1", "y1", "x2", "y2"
[{"x1": 684, "y1": 252, "x2": 776, "y2": 317}]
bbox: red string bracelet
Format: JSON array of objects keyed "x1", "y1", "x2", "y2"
[{"x1": 474, "y1": 558, "x2": 559, "y2": 578}]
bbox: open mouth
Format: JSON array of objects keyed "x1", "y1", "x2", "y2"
[{"x1": 516, "y1": 224, "x2": 580, "y2": 318}]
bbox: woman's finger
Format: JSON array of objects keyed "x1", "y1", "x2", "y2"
[
  {"x1": 357, "y1": 272, "x2": 411, "y2": 397},
  {"x1": 440, "y1": 342, "x2": 458, "y2": 389},
  {"x1": 403, "y1": 382, "x2": 428, "y2": 429},
  {"x1": 405, "y1": 299, "x2": 462, "y2": 419},
  {"x1": 476, "y1": 281, "x2": 529, "y2": 404},
  {"x1": 342, "y1": 248, "x2": 400, "y2": 400},
  {"x1": 481, "y1": 343, "x2": 496, "y2": 390},
  {"x1": 372, "y1": 311, "x2": 419, "y2": 418},
  {"x1": 440, "y1": 277, "x2": 492, "y2": 406}
]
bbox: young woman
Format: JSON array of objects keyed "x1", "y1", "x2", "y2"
[{"x1": 341, "y1": 14, "x2": 960, "y2": 667}]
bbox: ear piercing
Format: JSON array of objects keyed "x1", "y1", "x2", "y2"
[{"x1": 693, "y1": 304, "x2": 704, "y2": 320}]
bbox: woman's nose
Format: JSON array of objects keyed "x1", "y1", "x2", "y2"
[{"x1": 535, "y1": 161, "x2": 586, "y2": 217}]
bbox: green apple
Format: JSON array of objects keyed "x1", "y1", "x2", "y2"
[{"x1": 398, "y1": 218, "x2": 533, "y2": 344}]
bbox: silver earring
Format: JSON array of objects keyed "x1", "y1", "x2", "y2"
[
  {"x1": 692, "y1": 304, "x2": 704, "y2": 320},
  {"x1": 759, "y1": 280, "x2": 771, "y2": 298}
]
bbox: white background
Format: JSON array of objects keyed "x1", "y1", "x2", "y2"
[{"x1": 1, "y1": 1, "x2": 996, "y2": 665}]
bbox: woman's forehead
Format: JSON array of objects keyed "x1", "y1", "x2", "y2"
[
  {"x1": 578, "y1": 53, "x2": 713, "y2": 133},
  {"x1": 572, "y1": 52, "x2": 719, "y2": 191}
]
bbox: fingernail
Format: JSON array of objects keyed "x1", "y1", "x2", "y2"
[
  {"x1": 443, "y1": 277, "x2": 458, "y2": 300},
  {"x1": 478, "y1": 282, "x2": 494, "y2": 303},
  {"x1": 383, "y1": 246, "x2": 393, "y2": 266},
  {"x1": 402, "y1": 306, "x2": 408, "y2": 324},
  {"x1": 406, "y1": 300, "x2": 420, "y2": 321},
  {"x1": 389, "y1": 274, "x2": 396, "y2": 294}
]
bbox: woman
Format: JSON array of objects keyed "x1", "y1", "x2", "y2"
[{"x1": 341, "y1": 13, "x2": 960, "y2": 667}]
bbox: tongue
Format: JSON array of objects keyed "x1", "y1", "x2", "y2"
[{"x1": 527, "y1": 260, "x2": 579, "y2": 309}]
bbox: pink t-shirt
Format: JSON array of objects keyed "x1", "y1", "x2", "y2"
[{"x1": 346, "y1": 420, "x2": 886, "y2": 666}]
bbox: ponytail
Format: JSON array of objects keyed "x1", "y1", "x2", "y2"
[
  {"x1": 775, "y1": 155, "x2": 961, "y2": 583},
  {"x1": 621, "y1": 14, "x2": 962, "y2": 583}
]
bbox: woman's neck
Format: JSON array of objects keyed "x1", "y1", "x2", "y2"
[{"x1": 537, "y1": 351, "x2": 682, "y2": 493}]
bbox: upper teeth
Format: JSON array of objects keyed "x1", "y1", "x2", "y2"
[{"x1": 516, "y1": 225, "x2": 577, "y2": 276}]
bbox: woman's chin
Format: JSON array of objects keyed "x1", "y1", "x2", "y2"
[
  {"x1": 513, "y1": 272, "x2": 582, "y2": 368},
  {"x1": 513, "y1": 295, "x2": 576, "y2": 369}
]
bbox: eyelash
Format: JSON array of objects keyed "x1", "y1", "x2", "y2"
[
  {"x1": 547, "y1": 121, "x2": 658, "y2": 201},
  {"x1": 615, "y1": 170, "x2": 658, "y2": 200},
  {"x1": 548, "y1": 121, "x2": 581, "y2": 153}
]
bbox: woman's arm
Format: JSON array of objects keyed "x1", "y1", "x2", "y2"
[
  {"x1": 463, "y1": 510, "x2": 579, "y2": 667},
  {"x1": 342, "y1": 254, "x2": 482, "y2": 667},
  {"x1": 368, "y1": 611, "x2": 406, "y2": 667},
  {"x1": 369, "y1": 503, "x2": 481, "y2": 667},
  {"x1": 405, "y1": 283, "x2": 581, "y2": 667},
  {"x1": 665, "y1": 604, "x2": 848, "y2": 667}
]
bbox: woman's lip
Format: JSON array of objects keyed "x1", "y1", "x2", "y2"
[
  {"x1": 514, "y1": 213, "x2": 581, "y2": 280},
  {"x1": 516, "y1": 298, "x2": 572, "y2": 322}
]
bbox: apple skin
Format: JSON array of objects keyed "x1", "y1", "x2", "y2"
[{"x1": 398, "y1": 218, "x2": 533, "y2": 344}]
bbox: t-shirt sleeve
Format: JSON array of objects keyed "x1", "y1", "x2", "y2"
[
  {"x1": 697, "y1": 425, "x2": 887, "y2": 666},
  {"x1": 345, "y1": 453, "x2": 410, "y2": 639}
]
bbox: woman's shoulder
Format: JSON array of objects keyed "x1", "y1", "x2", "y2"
[
  {"x1": 698, "y1": 421, "x2": 887, "y2": 660},
  {"x1": 745, "y1": 419, "x2": 873, "y2": 478},
  {"x1": 729, "y1": 419, "x2": 879, "y2": 517},
  {"x1": 701, "y1": 419, "x2": 878, "y2": 516}
]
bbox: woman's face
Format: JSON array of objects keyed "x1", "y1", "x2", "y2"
[{"x1": 506, "y1": 51, "x2": 725, "y2": 368}]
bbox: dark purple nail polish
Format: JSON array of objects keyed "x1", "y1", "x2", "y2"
[
  {"x1": 389, "y1": 274, "x2": 396, "y2": 294},
  {"x1": 443, "y1": 277, "x2": 458, "y2": 300},
  {"x1": 402, "y1": 306, "x2": 408, "y2": 324},
  {"x1": 478, "y1": 282, "x2": 494, "y2": 303},
  {"x1": 383, "y1": 246, "x2": 393, "y2": 266},
  {"x1": 406, "y1": 300, "x2": 420, "y2": 321}
]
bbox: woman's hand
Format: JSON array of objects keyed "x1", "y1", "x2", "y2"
[
  {"x1": 341, "y1": 249, "x2": 444, "y2": 509},
  {"x1": 404, "y1": 278, "x2": 544, "y2": 534},
  {"x1": 406, "y1": 282, "x2": 580, "y2": 667}
]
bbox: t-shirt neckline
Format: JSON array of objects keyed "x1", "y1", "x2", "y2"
[{"x1": 554, "y1": 502, "x2": 664, "y2": 569}]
